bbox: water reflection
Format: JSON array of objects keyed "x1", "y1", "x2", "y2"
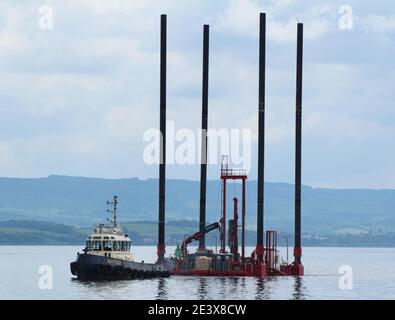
[
  {"x1": 73, "y1": 279, "x2": 135, "y2": 299},
  {"x1": 240, "y1": 277, "x2": 246, "y2": 292},
  {"x1": 255, "y1": 278, "x2": 270, "y2": 300},
  {"x1": 197, "y1": 278, "x2": 208, "y2": 300},
  {"x1": 229, "y1": 277, "x2": 241, "y2": 292},
  {"x1": 156, "y1": 278, "x2": 168, "y2": 300},
  {"x1": 219, "y1": 277, "x2": 228, "y2": 297},
  {"x1": 71, "y1": 275, "x2": 308, "y2": 300},
  {"x1": 291, "y1": 276, "x2": 306, "y2": 300}
]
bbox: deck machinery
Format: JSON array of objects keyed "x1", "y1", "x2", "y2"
[{"x1": 156, "y1": 13, "x2": 304, "y2": 277}]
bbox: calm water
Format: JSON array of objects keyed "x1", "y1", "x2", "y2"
[{"x1": 0, "y1": 246, "x2": 394, "y2": 300}]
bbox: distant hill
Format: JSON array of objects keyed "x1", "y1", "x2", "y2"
[
  {"x1": 1, "y1": 220, "x2": 395, "y2": 247},
  {"x1": 0, "y1": 220, "x2": 86, "y2": 245},
  {"x1": 0, "y1": 175, "x2": 394, "y2": 235}
]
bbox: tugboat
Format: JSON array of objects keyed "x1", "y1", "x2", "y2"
[{"x1": 70, "y1": 196, "x2": 171, "y2": 280}]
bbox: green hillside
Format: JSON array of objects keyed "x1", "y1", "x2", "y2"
[
  {"x1": 0, "y1": 176, "x2": 394, "y2": 235},
  {"x1": 1, "y1": 220, "x2": 395, "y2": 247}
]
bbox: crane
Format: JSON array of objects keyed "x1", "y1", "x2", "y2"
[{"x1": 175, "y1": 222, "x2": 220, "y2": 260}]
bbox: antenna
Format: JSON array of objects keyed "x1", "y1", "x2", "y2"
[{"x1": 106, "y1": 195, "x2": 118, "y2": 227}]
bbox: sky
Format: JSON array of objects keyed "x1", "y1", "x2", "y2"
[{"x1": 0, "y1": 0, "x2": 394, "y2": 189}]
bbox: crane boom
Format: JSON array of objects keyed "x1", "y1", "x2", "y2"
[{"x1": 180, "y1": 222, "x2": 220, "y2": 257}]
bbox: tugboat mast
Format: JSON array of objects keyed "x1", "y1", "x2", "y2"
[{"x1": 107, "y1": 195, "x2": 118, "y2": 227}]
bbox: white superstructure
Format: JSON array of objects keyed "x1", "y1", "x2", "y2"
[
  {"x1": 83, "y1": 195, "x2": 133, "y2": 261},
  {"x1": 84, "y1": 225, "x2": 134, "y2": 261}
]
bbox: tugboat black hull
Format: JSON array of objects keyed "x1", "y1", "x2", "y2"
[{"x1": 70, "y1": 253, "x2": 170, "y2": 281}]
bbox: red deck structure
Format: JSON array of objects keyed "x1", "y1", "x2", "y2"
[
  {"x1": 220, "y1": 155, "x2": 247, "y2": 260},
  {"x1": 172, "y1": 159, "x2": 303, "y2": 277}
]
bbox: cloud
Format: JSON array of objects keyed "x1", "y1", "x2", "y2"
[
  {"x1": 0, "y1": 1, "x2": 394, "y2": 188},
  {"x1": 214, "y1": 0, "x2": 334, "y2": 43},
  {"x1": 359, "y1": 14, "x2": 395, "y2": 35}
]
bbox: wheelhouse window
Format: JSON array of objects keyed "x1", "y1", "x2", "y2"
[
  {"x1": 103, "y1": 240, "x2": 112, "y2": 251},
  {"x1": 86, "y1": 241, "x2": 93, "y2": 251},
  {"x1": 93, "y1": 240, "x2": 102, "y2": 251},
  {"x1": 113, "y1": 241, "x2": 120, "y2": 251},
  {"x1": 111, "y1": 240, "x2": 131, "y2": 251},
  {"x1": 86, "y1": 239, "x2": 131, "y2": 251}
]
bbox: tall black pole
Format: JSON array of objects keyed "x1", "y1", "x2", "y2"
[
  {"x1": 157, "y1": 14, "x2": 167, "y2": 263},
  {"x1": 198, "y1": 24, "x2": 209, "y2": 250},
  {"x1": 294, "y1": 23, "x2": 303, "y2": 264},
  {"x1": 256, "y1": 12, "x2": 266, "y2": 261}
]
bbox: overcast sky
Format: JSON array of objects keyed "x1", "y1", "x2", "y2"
[{"x1": 0, "y1": 0, "x2": 394, "y2": 189}]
